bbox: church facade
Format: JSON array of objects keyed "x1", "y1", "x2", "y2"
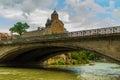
[{"x1": 22, "y1": 10, "x2": 66, "y2": 38}]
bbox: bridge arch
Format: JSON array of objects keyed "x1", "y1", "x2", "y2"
[
  {"x1": 0, "y1": 33, "x2": 120, "y2": 66},
  {"x1": 0, "y1": 44, "x2": 119, "y2": 66}
]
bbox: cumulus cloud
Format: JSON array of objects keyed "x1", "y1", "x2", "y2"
[
  {"x1": 0, "y1": 7, "x2": 24, "y2": 20},
  {"x1": 113, "y1": 8, "x2": 120, "y2": 19},
  {"x1": 26, "y1": 9, "x2": 51, "y2": 30},
  {"x1": 62, "y1": 0, "x2": 120, "y2": 31},
  {"x1": 0, "y1": 0, "x2": 57, "y2": 14},
  {"x1": 110, "y1": 0, "x2": 115, "y2": 9},
  {"x1": 0, "y1": 0, "x2": 59, "y2": 32},
  {"x1": 0, "y1": 0, "x2": 120, "y2": 33},
  {"x1": 27, "y1": 10, "x2": 70, "y2": 31}
]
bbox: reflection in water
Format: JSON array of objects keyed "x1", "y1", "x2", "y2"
[
  {"x1": 0, "y1": 62, "x2": 120, "y2": 80},
  {"x1": 0, "y1": 68, "x2": 77, "y2": 80},
  {"x1": 0, "y1": 67, "x2": 77, "y2": 80}
]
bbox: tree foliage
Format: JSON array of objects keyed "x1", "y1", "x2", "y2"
[
  {"x1": 71, "y1": 53, "x2": 81, "y2": 60},
  {"x1": 9, "y1": 22, "x2": 30, "y2": 36},
  {"x1": 71, "y1": 50, "x2": 96, "y2": 64},
  {"x1": 88, "y1": 53, "x2": 95, "y2": 60}
]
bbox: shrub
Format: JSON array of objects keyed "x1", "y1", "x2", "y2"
[
  {"x1": 71, "y1": 53, "x2": 80, "y2": 60},
  {"x1": 88, "y1": 53, "x2": 95, "y2": 60},
  {"x1": 72, "y1": 60, "x2": 78, "y2": 65},
  {"x1": 58, "y1": 61, "x2": 65, "y2": 65}
]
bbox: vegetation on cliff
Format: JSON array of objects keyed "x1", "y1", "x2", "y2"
[
  {"x1": 71, "y1": 50, "x2": 96, "y2": 64},
  {"x1": 45, "y1": 50, "x2": 98, "y2": 65}
]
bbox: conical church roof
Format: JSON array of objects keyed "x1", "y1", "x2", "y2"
[{"x1": 51, "y1": 10, "x2": 58, "y2": 15}]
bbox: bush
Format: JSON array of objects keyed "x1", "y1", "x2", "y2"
[
  {"x1": 72, "y1": 60, "x2": 78, "y2": 65},
  {"x1": 88, "y1": 53, "x2": 95, "y2": 60},
  {"x1": 51, "y1": 62, "x2": 58, "y2": 65},
  {"x1": 58, "y1": 61, "x2": 65, "y2": 65},
  {"x1": 71, "y1": 53, "x2": 80, "y2": 60},
  {"x1": 51, "y1": 61, "x2": 65, "y2": 65}
]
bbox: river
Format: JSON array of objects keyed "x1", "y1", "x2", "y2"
[{"x1": 0, "y1": 62, "x2": 120, "y2": 80}]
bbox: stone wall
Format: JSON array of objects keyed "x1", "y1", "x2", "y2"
[
  {"x1": 50, "y1": 20, "x2": 64, "y2": 34},
  {"x1": 22, "y1": 27, "x2": 52, "y2": 38}
]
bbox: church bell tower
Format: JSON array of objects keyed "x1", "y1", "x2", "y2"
[{"x1": 51, "y1": 10, "x2": 58, "y2": 20}]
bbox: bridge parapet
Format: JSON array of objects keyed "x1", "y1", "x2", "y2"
[
  {"x1": 0, "y1": 26, "x2": 120, "y2": 45},
  {"x1": 68, "y1": 26, "x2": 120, "y2": 37}
]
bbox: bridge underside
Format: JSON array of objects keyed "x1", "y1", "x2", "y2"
[
  {"x1": 0, "y1": 34, "x2": 120, "y2": 66},
  {"x1": 0, "y1": 46, "x2": 77, "y2": 66},
  {"x1": 0, "y1": 46, "x2": 119, "y2": 66}
]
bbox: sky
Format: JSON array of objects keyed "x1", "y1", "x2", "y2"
[{"x1": 0, "y1": 0, "x2": 120, "y2": 33}]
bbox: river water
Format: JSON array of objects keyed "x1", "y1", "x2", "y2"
[{"x1": 0, "y1": 62, "x2": 120, "y2": 80}]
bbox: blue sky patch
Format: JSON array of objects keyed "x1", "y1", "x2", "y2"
[{"x1": 95, "y1": 0, "x2": 109, "y2": 7}]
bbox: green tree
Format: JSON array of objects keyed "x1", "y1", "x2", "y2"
[
  {"x1": 78, "y1": 51, "x2": 88, "y2": 60},
  {"x1": 9, "y1": 27, "x2": 15, "y2": 35},
  {"x1": 88, "y1": 53, "x2": 95, "y2": 60},
  {"x1": 71, "y1": 52, "x2": 80, "y2": 60},
  {"x1": 9, "y1": 27, "x2": 14, "y2": 33},
  {"x1": 9, "y1": 22, "x2": 30, "y2": 36}
]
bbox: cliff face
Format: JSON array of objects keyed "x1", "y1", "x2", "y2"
[
  {"x1": 44, "y1": 53, "x2": 73, "y2": 65},
  {"x1": 43, "y1": 51, "x2": 105, "y2": 65}
]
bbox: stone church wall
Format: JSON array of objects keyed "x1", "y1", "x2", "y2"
[{"x1": 22, "y1": 10, "x2": 65, "y2": 38}]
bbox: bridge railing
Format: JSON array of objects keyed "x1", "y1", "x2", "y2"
[
  {"x1": 68, "y1": 26, "x2": 120, "y2": 37},
  {"x1": 0, "y1": 26, "x2": 120, "y2": 44},
  {"x1": 21, "y1": 26, "x2": 120, "y2": 39}
]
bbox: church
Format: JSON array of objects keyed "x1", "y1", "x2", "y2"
[{"x1": 22, "y1": 10, "x2": 66, "y2": 38}]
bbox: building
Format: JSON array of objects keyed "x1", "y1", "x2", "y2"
[
  {"x1": 0, "y1": 33, "x2": 12, "y2": 40},
  {"x1": 22, "y1": 10, "x2": 66, "y2": 38}
]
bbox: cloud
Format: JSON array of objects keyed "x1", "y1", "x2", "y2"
[
  {"x1": 0, "y1": 4, "x2": 70, "y2": 32},
  {"x1": 0, "y1": 0, "x2": 59, "y2": 32},
  {"x1": 112, "y1": 8, "x2": 120, "y2": 19},
  {"x1": 110, "y1": 0, "x2": 115, "y2": 9},
  {"x1": 0, "y1": 7, "x2": 24, "y2": 20},
  {"x1": 0, "y1": 0, "x2": 120, "y2": 33},
  {"x1": 62, "y1": 0, "x2": 120, "y2": 31},
  {"x1": 27, "y1": 10, "x2": 70, "y2": 31},
  {"x1": 26, "y1": 9, "x2": 51, "y2": 30},
  {"x1": 64, "y1": 0, "x2": 106, "y2": 22},
  {"x1": 0, "y1": 0, "x2": 57, "y2": 13}
]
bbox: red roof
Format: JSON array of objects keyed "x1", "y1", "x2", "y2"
[{"x1": 0, "y1": 32, "x2": 12, "y2": 40}]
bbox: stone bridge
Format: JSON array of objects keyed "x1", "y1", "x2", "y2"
[{"x1": 0, "y1": 33, "x2": 120, "y2": 66}]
